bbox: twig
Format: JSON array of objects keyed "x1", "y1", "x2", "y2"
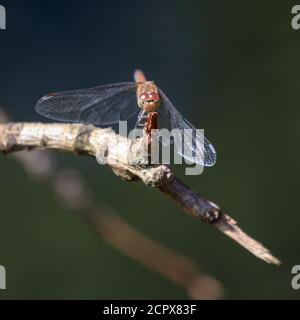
[
  {"x1": 0, "y1": 110, "x2": 223, "y2": 299},
  {"x1": 90, "y1": 210, "x2": 223, "y2": 299},
  {"x1": 0, "y1": 122, "x2": 281, "y2": 265}
]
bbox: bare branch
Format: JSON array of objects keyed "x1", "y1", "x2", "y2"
[
  {"x1": 12, "y1": 151, "x2": 223, "y2": 299},
  {"x1": 90, "y1": 210, "x2": 223, "y2": 299},
  {"x1": 2, "y1": 116, "x2": 223, "y2": 299},
  {"x1": 0, "y1": 122, "x2": 281, "y2": 265}
]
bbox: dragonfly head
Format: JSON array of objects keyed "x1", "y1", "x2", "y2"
[{"x1": 138, "y1": 92, "x2": 160, "y2": 112}]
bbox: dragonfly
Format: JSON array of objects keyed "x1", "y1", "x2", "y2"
[{"x1": 35, "y1": 70, "x2": 217, "y2": 167}]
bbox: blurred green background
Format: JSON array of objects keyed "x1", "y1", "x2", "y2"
[{"x1": 0, "y1": 0, "x2": 299, "y2": 299}]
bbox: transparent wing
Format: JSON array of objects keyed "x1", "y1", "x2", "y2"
[
  {"x1": 158, "y1": 88, "x2": 217, "y2": 167},
  {"x1": 35, "y1": 82, "x2": 138, "y2": 126}
]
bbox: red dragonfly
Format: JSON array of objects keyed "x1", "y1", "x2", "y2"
[{"x1": 35, "y1": 70, "x2": 216, "y2": 166}]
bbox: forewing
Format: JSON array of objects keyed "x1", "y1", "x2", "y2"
[
  {"x1": 35, "y1": 82, "x2": 138, "y2": 126},
  {"x1": 158, "y1": 88, "x2": 217, "y2": 167}
]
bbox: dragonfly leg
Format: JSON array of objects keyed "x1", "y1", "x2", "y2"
[
  {"x1": 136, "y1": 110, "x2": 148, "y2": 127},
  {"x1": 137, "y1": 110, "x2": 147, "y2": 121}
]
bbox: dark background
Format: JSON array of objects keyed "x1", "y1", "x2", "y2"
[{"x1": 0, "y1": 0, "x2": 299, "y2": 299}]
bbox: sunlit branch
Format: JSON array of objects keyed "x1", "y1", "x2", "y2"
[
  {"x1": 0, "y1": 121, "x2": 281, "y2": 265},
  {"x1": 0, "y1": 111, "x2": 223, "y2": 299}
]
